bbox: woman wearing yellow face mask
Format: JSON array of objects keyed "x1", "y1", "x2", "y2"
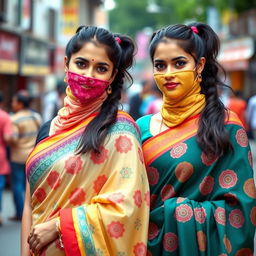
[{"x1": 137, "y1": 22, "x2": 256, "y2": 256}]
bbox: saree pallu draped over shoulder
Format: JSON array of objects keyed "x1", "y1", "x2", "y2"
[
  {"x1": 26, "y1": 111, "x2": 149, "y2": 256},
  {"x1": 137, "y1": 112, "x2": 256, "y2": 256}
]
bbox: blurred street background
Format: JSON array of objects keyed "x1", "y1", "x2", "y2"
[{"x1": 1, "y1": 0, "x2": 256, "y2": 255}]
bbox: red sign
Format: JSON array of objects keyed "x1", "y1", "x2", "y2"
[{"x1": 0, "y1": 31, "x2": 19, "y2": 61}]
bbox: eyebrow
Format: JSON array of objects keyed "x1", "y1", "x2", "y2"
[
  {"x1": 75, "y1": 57, "x2": 110, "y2": 66},
  {"x1": 154, "y1": 56, "x2": 187, "y2": 62}
]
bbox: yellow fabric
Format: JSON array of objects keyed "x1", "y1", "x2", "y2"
[
  {"x1": 154, "y1": 70, "x2": 205, "y2": 127},
  {"x1": 28, "y1": 112, "x2": 149, "y2": 255}
]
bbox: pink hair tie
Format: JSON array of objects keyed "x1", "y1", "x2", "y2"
[
  {"x1": 115, "y1": 37, "x2": 121, "y2": 44},
  {"x1": 191, "y1": 26, "x2": 199, "y2": 34}
]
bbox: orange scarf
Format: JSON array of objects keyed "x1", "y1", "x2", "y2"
[{"x1": 50, "y1": 86, "x2": 107, "y2": 135}]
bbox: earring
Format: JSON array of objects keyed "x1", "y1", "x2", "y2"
[
  {"x1": 107, "y1": 85, "x2": 112, "y2": 94},
  {"x1": 197, "y1": 73, "x2": 202, "y2": 82}
]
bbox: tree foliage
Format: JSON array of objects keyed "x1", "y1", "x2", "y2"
[{"x1": 109, "y1": 0, "x2": 256, "y2": 38}]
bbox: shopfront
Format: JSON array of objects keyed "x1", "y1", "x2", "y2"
[
  {"x1": 218, "y1": 37, "x2": 255, "y2": 96},
  {"x1": 19, "y1": 35, "x2": 52, "y2": 111},
  {"x1": 0, "y1": 30, "x2": 20, "y2": 110}
]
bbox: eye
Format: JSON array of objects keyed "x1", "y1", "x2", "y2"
[
  {"x1": 175, "y1": 60, "x2": 187, "y2": 68},
  {"x1": 154, "y1": 62, "x2": 166, "y2": 71},
  {"x1": 97, "y1": 66, "x2": 108, "y2": 73},
  {"x1": 75, "y1": 61, "x2": 86, "y2": 68}
]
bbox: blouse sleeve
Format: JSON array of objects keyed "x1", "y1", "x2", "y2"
[
  {"x1": 59, "y1": 130, "x2": 150, "y2": 256},
  {"x1": 148, "y1": 124, "x2": 256, "y2": 256}
]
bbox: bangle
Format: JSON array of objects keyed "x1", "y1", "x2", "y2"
[{"x1": 56, "y1": 217, "x2": 64, "y2": 248}]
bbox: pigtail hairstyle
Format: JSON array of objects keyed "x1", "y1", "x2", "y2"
[
  {"x1": 149, "y1": 22, "x2": 232, "y2": 157},
  {"x1": 65, "y1": 26, "x2": 135, "y2": 154},
  {"x1": 188, "y1": 22, "x2": 232, "y2": 157}
]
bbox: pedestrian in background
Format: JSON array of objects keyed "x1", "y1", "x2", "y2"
[
  {"x1": 0, "y1": 92, "x2": 13, "y2": 226},
  {"x1": 22, "y1": 25, "x2": 149, "y2": 256},
  {"x1": 9, "y1": 90, "x2": 42, "y2": 221},
  {"x1": 129, "y1": 79, "x2": 154, "y2": 120},
  {"x1": 137, "y1": 22, "x2": 256, "y2": 255}
]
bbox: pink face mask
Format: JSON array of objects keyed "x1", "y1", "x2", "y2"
[{"x1": 67, "y1": 71, "x2": 110, "y2": 104}]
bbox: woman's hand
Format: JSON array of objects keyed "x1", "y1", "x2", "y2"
[{"x1": 28, "y1": 218, "x2": 58, "y2": 255}]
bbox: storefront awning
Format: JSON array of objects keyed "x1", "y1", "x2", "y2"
[{"x1": 218, "y1": 37, "x2": 254, "y2": 71}]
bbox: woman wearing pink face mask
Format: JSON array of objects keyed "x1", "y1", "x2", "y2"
[
  {"x1": 137, "y1": 22, "x2": 256, "y2": 255},
  {"x1": 21, "y1": 26, "x2": 149, "y2": 256}
]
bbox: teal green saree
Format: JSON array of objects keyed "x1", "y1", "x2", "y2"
[{"x1": 137, "y1": 112, "x2": 256, "y2": 256}]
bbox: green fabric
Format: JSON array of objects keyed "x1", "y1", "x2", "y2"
[{"x1": 137, "y1": 115, "x2": 256, "y2": 256}]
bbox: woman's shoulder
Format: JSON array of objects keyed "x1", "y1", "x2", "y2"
[
  {"x1": 109, "y1": 110, "x2": 141, "y2": 141},
  {"x1": 35, "y1": 120, "x2": 51, "y2": 144}
]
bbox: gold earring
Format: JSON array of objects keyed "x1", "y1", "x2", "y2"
[
  {"x1": 198, "y1": 73, "x2": 202, "y2": 82},
  {"x1": 107, "y1": 86, "x2": 112, "y2": 94}
]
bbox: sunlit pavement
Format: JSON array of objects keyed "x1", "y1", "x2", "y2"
[{"x1": 0, "y1": 142, "x2": 255, "y2": 256}]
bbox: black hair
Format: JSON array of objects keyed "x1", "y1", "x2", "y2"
[
  {"x1": 149, "y1": 22, "x2": 232, "y2": 157},
  {"x1": 0, "y1": 92, "x2": 3, "y2": 103},
  {"x1": 65, "y1": 25, "x2": 135, "y2": 154},
  {"x1": 15, "y1": 91, "x2": 32, "y2": 108}
]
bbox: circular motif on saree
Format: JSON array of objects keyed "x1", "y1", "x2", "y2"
[
  {"x1": 144, "y1": 191, "x2": 150, "y2": 207},
  {"x1": 93, "y1": 175, "x2": 108, "y2": 194},
  {"x1": 197, "y1": 231, "x2": 207, "y2": 251},
  {"x1": 69, "y1": 188, "x2": 86, "y2": 206},
  {"x1": 219, "y1": 170, "x2": 237, "y2": 189},
  {"x1": 175, "y1": 162, "x2": 194, "y2": 183},
  {"x1": 201, "y1": 152, "x2": 218, "y2": 166},
  {"x1": 223, "y1": 235, "x2": 232, "y2": 253},
  {"x1": 199, "y1": 176, "x2": 214, "y2": 195},
  {"x1": 176, "y1": 197, "x2": 186, "y2": 204},
  {"x1": 229, "y1": 209, "x2": 244, "y2": 228},
  {"x1": 194, "y1": 207, "x2": 206, "y2": 224},
  {"x1": 146, "y1": 166, "x2": 159, "y2": 186},
  {"x1": 235, "y1": 248, "x2": 253, "y2": 256},
  {"x1": 47, "y1": 171, "x2": 61, "y2": 189},
  {"x1": 115, "y1": 135, "x2": 133, "y2": 153},
  {"x1": 107, "y1": 221, "x2": 125, "y2": 238},
  {"x1": 133, "y1": 242, "x2": 147, "y2": 256},
  {"x1": 160, "y1": 184, "x2": 175, "y2": 201},
  {"x1": 224, "y1": 193, "x2": 238, "y2": 206},
  {"x1": 133, "y1": 190, "x2": 142, "y2": 208},
  {"x1": 148, "y1": 222, "x2": 159, "y2": 240},
  {"x1": 214, "y1": 207, "x2": 226, "y2": 226},
  {"x1": 34, "y1": 187, "x2": 47, "y2": 203},
  {"x1": 250, "y1": 207, "x2": 256, "y2": 226},
  {"x1": 175, "y1": 204, "x2": 193, "y2": 223},
  {"x1": 243, "y1": 178, "x2": 256, "y2": 198},
  {"x1": 90, "y1": 146, "x2": 108, "y2": 164},
  {"x1": 170, "y1": 142, "x2": 187, "y2": 159},
  {"x1": 163, "y1": 232, "x2": 178, "y2": 252},
  {"x1": 235, "y1": 129, "x2": 248, "y2": 147},
  {"x1": 65, "y1": 155, "x2": 83, "y2": 174},
  {"x1": 248, "y1": 151, "x2": 253, "y2": 167},
  {"x1": 150, "y1": 194, "x2": 158, "y2": 209},
  {"x1": 107, "y1": 192, "x2": 125, "y2": 204}
]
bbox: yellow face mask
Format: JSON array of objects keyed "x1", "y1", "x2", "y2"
[{"x1": 154, "y1": 69, "x2": 205, "y2": 127}]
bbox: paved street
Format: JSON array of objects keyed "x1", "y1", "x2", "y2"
[
  {"x1": 0, "y1": 141, "x2": 256, "y2": 256},
  {"x1": 0, "y1": 190, "x2": 20, "y2": 256}
]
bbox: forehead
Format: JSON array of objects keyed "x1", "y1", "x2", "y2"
[
  {"x1": 153, "y1": 39, "x2": 193, "y2": 60},
  {"x1": 72, "y1": 41, "x2": 112, "y2": 63}
]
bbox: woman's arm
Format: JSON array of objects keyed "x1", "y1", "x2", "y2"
[{"x1": 21, "y1": 181, "x2": 32, "y2": 256}]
